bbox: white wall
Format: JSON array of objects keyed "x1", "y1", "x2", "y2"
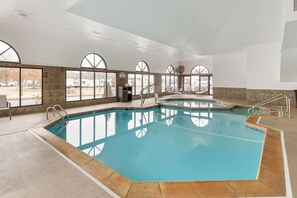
[
  {"x1": 0, "y1": 27, "x2": 179, "y2": 73},
  {"x1": 212, "y1": 51, "x2": 247, "y2": 88},
  {"x1": 212, "y1": 43, "x2": 297, "y2": 90},
  {"x1": 285, "y1": 0, "x2": 297, "y2": 22},
  {"x1": 246, "y1": 42, "x2": 297, "y2": 89},
  {"x1": 281, "y1": 48, "x2": 297, "y2": 82}
]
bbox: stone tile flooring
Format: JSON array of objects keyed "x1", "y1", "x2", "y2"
[{"x1": 0, "y1": 95, "x2": 295, "y2": 197}]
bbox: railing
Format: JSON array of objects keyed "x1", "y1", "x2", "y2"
[
  {"x1": 248, "y1": 94, "x2": 291, "y2": 118},
  {"x1": 140, "y1": 84, "x2": 154, "y2": 106},
  {"x1": 46, "y1": 104, "x2": 69, "y2": 125}
]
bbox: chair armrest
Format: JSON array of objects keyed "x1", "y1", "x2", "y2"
[{"x1": 7, "y1": 102, "x2": 11, "y2": 108}]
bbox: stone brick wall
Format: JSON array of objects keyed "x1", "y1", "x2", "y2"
[
  {"x1": 0, "y1": 63, "x2": 121, "y2": 116},
  {"x1": 0, "y1": 63, "x2": 171, "y2": 117},
  {"x1": 213, "y1": 87, "x2": 247, "y2": 100},
  {"x1": 213, "y1": 87, "x2": 297, "y2": 108},
  {"x1": 247, "y1": 89, "x2": 296, "y2": 107}
]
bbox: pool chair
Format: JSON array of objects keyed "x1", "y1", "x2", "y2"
[
  {"x1": 0, "y1": 95, "x2": 12, "y2": 120},
  {"x1": 155, "y1": 93, "x2": 166, "y2": 104},
  {"x1": 195, "y1": 88, "x2": 208, "y2": 97}
]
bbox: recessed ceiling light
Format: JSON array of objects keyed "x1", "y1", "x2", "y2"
[
  {"x1": 18, "y1": 13, "x2": 28, "y2": 18},
  {"x1": 91, "y1": 31, "x2": 102, "y2": 36},
  {"x1": 11, "y1": 10, "x2": 30, "y2": 18}
]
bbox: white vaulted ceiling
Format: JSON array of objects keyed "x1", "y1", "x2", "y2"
[
  {"x1": 0, "y1": 0, "x2": 283, "y2": 58},
  {"x1": 67, "y1": 0, "x2": 240, "y2": 54}
]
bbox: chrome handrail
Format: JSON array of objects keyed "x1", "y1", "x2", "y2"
[
  {"x1": 140, "y1": 84, "x2": 154, "y2": 106},
  {"x1": 46, "y1": 107, "x2": 55, "y2": 120},
  {"x1": 248, "y1": 94, "x2": 291, "y2": 118},
  {"x1": 46, "y1": 104, "x2": 69, "y2": 125}
]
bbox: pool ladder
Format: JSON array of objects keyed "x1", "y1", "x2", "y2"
[
  {"x1": 140, "y1": 84, "x2": 155, "y2": 106},
  {"x1": 46, "y1": 104, "x2": 69, "y2": 125},
  {"x1": 248, "y1": 94, "x2": 291, "y2": 118}
]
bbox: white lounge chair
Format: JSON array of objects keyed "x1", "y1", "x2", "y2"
[
  {"x1": 0, "y1": 95, "x2": 12, "y2": 120},
  {"x1": 195, "y1": 87, "x2": 208, "y2": 97},
  {"x1": 155, "y1": 93, "x2": 166, "y2": 104}
]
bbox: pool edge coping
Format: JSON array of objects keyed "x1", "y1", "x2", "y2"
[{"x1": 31, "y1": 103, "x2": 287, "y2": 198}]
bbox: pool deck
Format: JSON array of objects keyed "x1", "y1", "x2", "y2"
[{"x1": 0, "y1": 95, "x2": 296, "y2": 197}]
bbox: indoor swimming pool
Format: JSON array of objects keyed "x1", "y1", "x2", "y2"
[{"x1": 48, "y1": 107, "x2": 265, "y2": 182}]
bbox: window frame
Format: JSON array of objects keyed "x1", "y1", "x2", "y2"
[
  {"x1": 181, "y1": 65, "x2": 213, "y2": 95},
  {"x1": 65, "y1": 69, "x2": 117, "y2": 102},
  {"x1": 0, "y1": 40, "x2": 21, "y2": 64},
  {"x1": 128, "y1": 60, "x2": 153, "y2": 96},
  {"x1": 0, "y1": 66, "x2": 43, "y2": 107},
  {"x1": 128, "y1": 72, "x2": 155, "y2": 96},
  {"x1": 135, "y1": 60, "x2": 150, "y2": 73},
  {"x1": 81, "y1": 53, "x2": 107, "y2": 69}
]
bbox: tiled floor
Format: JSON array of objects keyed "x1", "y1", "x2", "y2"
[{"x1": 0, "y1": 96, "x2": 296, "y2": 197}]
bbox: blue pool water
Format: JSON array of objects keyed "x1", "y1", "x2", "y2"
[
  {"x1": 48, "y1": 107, "x2": 264, "y2": 182},
  {"x1": 163, "y1": 99, "x2": 228, "y2": 108}
]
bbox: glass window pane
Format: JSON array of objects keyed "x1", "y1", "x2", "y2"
[
  {"x1": 86, "y1": 54, "x2": 95, "y2": 66},
  {"x1": 170, "y1": 76, "x2": 175, "y2": 91},
  {"x1": 107, "y1": 73, "x2": 116, "y2": 97},
  {"x1": 0, "y1": 41, "x2": 20, "y2": 63},
  {"x1": 94, "y1": 55, "x2": 101, "y2": 67},
  {"x1": 97, "y1": 60, "x2": 106, "y2": 69},
  {"x1": 165, "y1": 76, "x2": 170, "y2": 91},
  {"x1": 21, "y1": 68, "x2": 42, "y2": 106},
  {"x1": 128, "y1": 74, "x2": 135, "y2": 95},
  {"x1": 0, "y1": 48, "x2": 19, "y2": 62},
  {"x1": 0, "y1": 67, "x2": 20, "y2": 107},
  {"x1": 143, "y1": 65, "x2": 148, "y2": 72},
  {"x1": 210, "y1": 76, "x2": 213, "y2": 95},
  {"x1": 161, "y1": 75, "x2": 165, "y2": 92},
  {"x1": 184, "y1": 76, "x2": 191, "y2": 91},
  {"x1": 149, "y1": 75, "x2": 154, "y2": 93},
  {"x1": 175, "y1": 76, "x2": 178, "y2": 91},
  {"x1": 135, "y1": 74, "x2": 142, "y2": 95},
  {"x1": 81, "y1": 59, "x2": 92, "y2": 68},
  {"x1": 81, "y1": 71, "x2": 94, "y2": 100},
  {"x1": 66, "y1": 71, "x2": 80, "y2": 101},
  {"x1": 143, "y1": 75, "x2": 149, "y2": 94},
  {"x1": 95, "y1": 72, "x2": 106, "y2": 98},
  {"x1": 191, "y1": 76, "x2": 200, "y2": 91},
  {"x1": 200, "y1": 76, "x2": 209, "y2": 93},
  {"x1": 0, "y1": 42, "x2": 10, "y2": 53}
]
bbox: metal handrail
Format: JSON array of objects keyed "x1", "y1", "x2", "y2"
[
  {"x1": 140, "y1": 84, "x2": 154, "y2": 106},
  {"x1": 46, "y1": 107, "x2": 55, "y2": 120},
  {"x1": 46, "y1": 105, "x2": 69, "y2": 125},
  {"x1": 248, "y1": 94, "x2": 291, "y2": 118}
]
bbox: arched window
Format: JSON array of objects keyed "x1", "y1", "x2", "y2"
[
  {"x1": 191, "y1": 65, "x2": 208, "y2": 74},
  {"x1": 135, "y1": 60, "x2": 149, "y2": 72},
  {"x1": 166, "y1": 65, "x2": 175, "y2": 74},
  {"x1": 0, "y1": 40, "x2": 20, "y2": 63},
  {"x1": 162, "y1": 65, "x2": 178, "y2": 92},
  {"x1": 81, "y1": 53, "x2": 106, "y2": 69},
  {"x1": 128, "y1": 60, "x2": 154, "y2": 95},
  {"x1": 183, "y1": 65, "x2": 212, "y2": 95}
]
